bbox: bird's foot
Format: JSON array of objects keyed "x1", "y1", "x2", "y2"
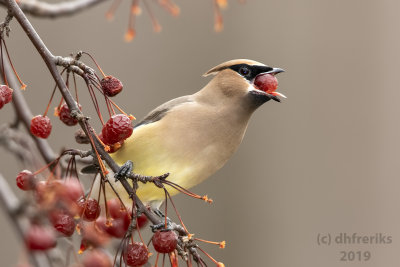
[{"x1": 114, "y1": 160, "x2": 133, "y2": 182}]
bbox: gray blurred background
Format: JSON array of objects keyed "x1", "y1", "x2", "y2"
[{"x1": 1, "y1": 0, "x2": 400, "y2": 266}]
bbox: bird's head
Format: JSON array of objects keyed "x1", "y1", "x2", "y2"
[{"x1": 202, "y1": 59, "x2": 285, "y2": 110}]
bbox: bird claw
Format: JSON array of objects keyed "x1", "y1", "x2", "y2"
[{"x1": 114, "y1": 160, "x2": 133, "y2": 181}]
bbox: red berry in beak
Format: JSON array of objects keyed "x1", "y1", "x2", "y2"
[{"x1": 254, "y1": 73, "x2": 278, "y2": 94}]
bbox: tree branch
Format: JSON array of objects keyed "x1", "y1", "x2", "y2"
[
  {"x1": 5, "y1": 0, "x2": 162, "y2": 226},
  {"x1": 4, "y1": 2, "x2": 206, "y2": 264},
  {"x1": 0, "y1": 0, "x2": 107, "y2": 18}
]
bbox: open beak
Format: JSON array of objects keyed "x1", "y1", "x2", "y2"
[
  {"x1": 265, "y1": 67, "x2": 285, "y2": 75},
  {"x1": 251, "y1": 67, "x2": 286, "y2": 102}
]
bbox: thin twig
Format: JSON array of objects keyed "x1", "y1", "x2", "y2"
[
  {"x1": 2, "y1": 54, "x2": 56, "y2": 163},
  {"x1": 4, "y1": 1, "x2": 206, "y2": 264},
  {"x1": 0, "y1": 0, "x2": 108, "y2": 18},
  {"x1": 5, "y1": 0, "x2": 161, "y2": 225}
]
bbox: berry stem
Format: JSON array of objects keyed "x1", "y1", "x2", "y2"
[
  {"x1": 125, "y1": 0, "x2": 139, "y2": 41},
  {"x1": 73, "y1": 73, "x2": 79, "y2": 104},
  {"x1": 81, "y1": 51, "x2": 106, "y2": 78},
  {"x1": 44, "y1": 79, "x2": 61, "y2": 116},
  {"x1": 164, "y1": 189, "x2": 188, "y2": 233},
  {"x1": 193, "y1": 238, "x2": 226, "y2": 249},
  {"x1": 132, "y1": 196, "x2": 145, "y2": 245},
  {"x1": 32, "y1": 156, "x2": 60, "y2": 176},
  {"x1": 2, "y1": 39, "x2": 26, "y2": 89},
  {"x1": 108, "y1": 98, "x2": 135, "y2": 120},
  {"x1": 142, "y1": 0, "x2": 161, "y2": 32},
  {"x1": 154, "y1": 252, "x2": 160, "y2": 267},
  {"x1": 105, "y1": 0, "x2": 122, "y2": 20},
  {"x1": 197, "y1": 246, "x2": 219, "y2": 265}
]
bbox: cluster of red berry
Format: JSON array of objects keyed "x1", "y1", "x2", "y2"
[
  {"x1": 15, "y1": 166, "x2": 183, "y2": 266},
  {"x1": 13, "y1": 52, "x2": 227, "y2": 266},
  {"x1": 29, "y1": 72, "x2": 129, "y2": 142}
]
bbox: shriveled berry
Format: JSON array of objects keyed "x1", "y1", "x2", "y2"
[
  {"x1": 81, "y1": 222, "x2": 110, "y2": 247},
  {"x1": 0, "y1": 95, "x2": 5, "y2": 109},
  {"x1": 96, "y1": 216, "x2": 129, "y2": 238},
  {"x1": 152, "y1": 230, "x2": 178, "y2": 253},
  {"x1": 62, "y1": 178, "x2": 84, "y2": 202},
  {"x1": 58, "y1": 103, "x2": 81, "y2": 126},
  {"x1": 49, "y1": 210, "x2": 76, "y2": 237},
  {"x1": 78, "y1": 198, "x2": 101, "y2": 221},
  {"x1": 100, "y1": 76, "x2": 123, "y2": 97},
  {"x1": 0, "y1": 85, "x2": 13, "y2": 109},
  {"x1": 137, "y1": 213, "x2": 148, "y2": 229},
  {"x1": 107, "y1": 198, "x2": 129, "y2": 220},
  {"x1": 254, "y1": 73, "x2": 278, "y2": 94},
  {"x1": 75, "y1": 129, "x2": 90, "y2": 144},
  {"x1": 30, "y1": 115, "x2": 52, "y2": 138},
  {"x1": 25, "y1": 225, "x2": 57, "y2": 251},
  {"x1": 16, "y1": 170, "x2": 35, "y2": 191},
  {"x1": 34, "y1": 181, "x2": 48, "y2": 203},
  {"x1": 123, "y1": 242, "x2": 148, "y2": 266},
  {"x1": 101, "y1": 114, "x2": 133, "y2": 145},
  {"x1": 82, "y1": 249, "x2": 112, "y2": 267}
]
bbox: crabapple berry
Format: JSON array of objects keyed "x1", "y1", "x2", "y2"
[
  {"x1": 62, "y1": 178, "x2": 84, "y2": 202},
  {"x1": 152, "y1": 230, "x2": 178, "y2": 254},
  {"x1": 78, "y1": 198, "x2": 101, "y2": 221},
  {"x1": 25, "y1": 225, "x2": 57, "y2": 251},
  {"x1": 49, "y1": 210, "x2": 76, "y2": 237},
  {"x1": 59, "y1": 103, "x2": 81, "y2": 126},
  {"x1": 100, "y1": 76, "x2": 123, "y2": 97},
  {"x1": 96, "y1": 216, "x2": 129, "y2": 238},
  {"x1": 101, "y1": 114, "x2": 133, "y2": 145},
  {"x1": 16, "y1": 170, "x2": 35, "y2": 191},
  {"x1": 123, "y1": 242, "x2": 148, "y2": 267},
  {"x1": 0, "y1": 85, "x2": 13, "y2": 109},
  {"x1": 107, "y1": 198, "x2": 129, "y2": 220},
  {"x1": 75, "y1": 129, "x2": 90, "y2": 144},
  {"x1": 137, "y1": 213, "x2": 148, "y2": 229},
  {"x1": 82, "y1": 249, "x2": 112, "y2": 267},
  {"x1": 30, "y1": 115, "x2": 52, "y2": 138},
  {"x1": 254, "y1": 73, "x2": 278, "y2": 94}
]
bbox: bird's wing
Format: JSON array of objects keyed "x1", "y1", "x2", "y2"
[{"x1": 135, "y1": 95, "x2": 194, "y2": 128}]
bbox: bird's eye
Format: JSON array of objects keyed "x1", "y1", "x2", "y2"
[{"x1": 239, "y1": 66, "x2": 251, "y2": 76}]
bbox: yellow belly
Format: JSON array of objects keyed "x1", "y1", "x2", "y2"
[{"x1": 109, "y1": 125, "x2": 214, "y2": 204}]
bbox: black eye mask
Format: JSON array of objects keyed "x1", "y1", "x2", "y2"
[{"x1": 229, "y1": 64, "x2": 273, "y2": 81}]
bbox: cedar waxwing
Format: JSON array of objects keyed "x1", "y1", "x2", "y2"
[{"x1": 104, "y1": 59, "x2": 285, "y2": 208}]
